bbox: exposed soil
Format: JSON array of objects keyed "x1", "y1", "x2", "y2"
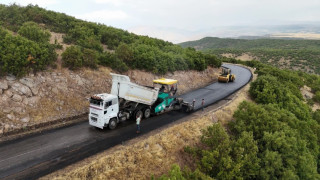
[{"x1": 300, "y1": 85, "x2": 320, "y2": 111}]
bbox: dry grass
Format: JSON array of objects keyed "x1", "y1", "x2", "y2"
[{"x1": 42, "y1": 65, "x2": 256, "y2": 180}]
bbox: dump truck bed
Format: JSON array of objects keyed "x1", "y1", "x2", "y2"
[{"x1": 110, "y1": 73, "x2": 159, "y2": 105}]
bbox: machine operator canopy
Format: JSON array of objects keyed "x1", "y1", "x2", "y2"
[{"x1": 153, "y1": 78, "x2": 178, "y2": 85}]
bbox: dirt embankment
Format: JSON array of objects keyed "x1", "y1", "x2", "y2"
[
  {"x1": 42, "y1": 66, "x2": 256, "y2": 180},
  {"x1": 0, "y1": 66, "x2": 219, "y2": 137}
]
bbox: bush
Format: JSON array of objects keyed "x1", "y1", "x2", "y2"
[
  {"x1": 62, "y1": 46, "x2": 83, "y2": 70},
  {"x1": 99, "y1": 52, "x2": 128, "y2": 73},
  {"x1": 116, "y1": 43, "x2": 133, "y2": 63},
  {"x1": 314, "y1": 110, "x2": 320, "y2": 123},
  {"x1": 231, "y1": 102, "x2": 319, "y2": 179},
  {"x1": 205, "y1": 54, "x2": 222, "y2": 67},
  {"x1": 314, "y1": 91, "x2": 320, "y2": 103},
  {"x1": 18, "y1": 21, "x2": 51, "y2": 43},
  {"x1": 82, "y1": 48, "x2": 98, "y2": 69},
  {"x1": 155, "y1": 164, "x2": 213, "y2": 180},
  {"x1": 0, "y1": 27, "x2": 56, "y2": 76},
  {"x1": 186, "y1": 122, "x2": 260, "y2": 179}
]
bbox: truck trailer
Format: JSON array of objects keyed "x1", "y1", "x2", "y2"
[{"x1": 89, "y1": 73, "x2": 193, "y2": 129}]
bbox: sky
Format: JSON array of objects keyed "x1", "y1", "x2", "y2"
[{"x1": 2, "y1": 0, "x2": 320, "y2": 43}]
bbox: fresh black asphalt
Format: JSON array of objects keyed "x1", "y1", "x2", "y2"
[{"x1": 0, "y1": 64, "x2": 252, "y2": 179}]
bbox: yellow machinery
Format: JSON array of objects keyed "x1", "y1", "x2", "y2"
[{"x1": 218, "y1": 66, "x2": 235, "y2": 83}]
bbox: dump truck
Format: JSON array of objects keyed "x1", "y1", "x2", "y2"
[
  {"x1": 89, "y1": 73, "x2": 193, "y2": 129},
  {"x1": 218, "y1": 66, "x2": 236, "y2": 83}
]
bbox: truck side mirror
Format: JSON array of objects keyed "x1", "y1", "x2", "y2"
[{"x1": 104, "y1": 110, "x2": 107, "y2": 114}]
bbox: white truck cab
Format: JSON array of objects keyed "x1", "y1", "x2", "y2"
[{"x1": 89, "y1": 93, "x2": 119, "y2": 129}]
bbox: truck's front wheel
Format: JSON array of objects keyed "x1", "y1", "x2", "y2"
[
  {"x1": 144, "y1": 108, "x2": 151, "y2": 119},
  {"x1": 108, "y1": 118, "x2": 117, "y2": 130}
]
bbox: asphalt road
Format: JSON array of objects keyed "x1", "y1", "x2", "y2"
[{"x1": 0, "y1": 64, "x2": 252, "y2": 180}]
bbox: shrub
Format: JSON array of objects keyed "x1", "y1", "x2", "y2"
[
  {"x1": 116, "y1": 43, "x2": 133, "y2": 63},
  {"x1": 99, "y1": 52, "x2": 128, "y2": 73},
  {"x1": 82, "y1": 48, "x2": 98, "y2": 69},
  {"x1": 62, "y1": 46, "x2": 83, "y2": 70},
  {"x1": 0, "y1": 27, "x2": 56, "y2": 76},
  {"x1": 155, "y1": 164, "x2": 213, "y2": 180},
  {"x1": 18, "y1": 21, "x2": 51, "y2": 43},
  {"x1": 314, "y1": 91, "x2": 320, "y2": 103}
]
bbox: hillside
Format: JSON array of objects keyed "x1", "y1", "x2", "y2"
[
  {"x1": 180, "y1": 37, "x2": 320, "y2": 74},
  {"x1": 44, "y1": 61, "x2": 320, "y2": 180},
  {"x1": 0, "y1": 4, "x2": 221, "y2": 77}
]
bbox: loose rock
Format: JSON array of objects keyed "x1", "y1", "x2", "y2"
[
  {"x1": 0, "y1": 80, "x2": 8, "y2": 90},
  {"x1": 12, "y1": 83, "x2": 33, "y2": 97},
  {"x1": 13, "y1": 107, "x2": 24, "y2": 114},
  {"x1": 31, "y1": 87, "x2": 39, "y2": 95},
  {"x1": 5, "y1": 90, "x2": 13, "y2": 98},
  {"x1": 4, "y1": 124, "x2": 10, "y2": 132},
  {"x1": 23, "y1": 96, "x2": 41, "y2": 106},
  {"x1": 12, "y1": 94, "x2": 23, "y2": 102},
  {"x1": 20, "y1": 116, "x2": 30, "y2": 123},
  {"x1": 19, "y1": 78, "x2": 36, "y2": 88},
  {"x1": 7, "y1": 113, "x2": 15, "y2": 120},
  {"x1": 6, "y1": 75, "x2": 16, "y2": 81},
  {"x1": 3, "y1": 107, "x2": 11, "y2": 113},
  {"x1": 52, "y1": 87, "x2": 59, "y2": 94}
]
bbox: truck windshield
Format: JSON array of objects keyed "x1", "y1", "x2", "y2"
[{"x1": 90, "y1": 98, "x2": 102, "y2": 106}]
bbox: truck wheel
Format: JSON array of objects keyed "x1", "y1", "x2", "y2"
[
  {"x1": 134, "y1": 110, "x2": 143, "y2": 119},
  {"x1": 108, "y1": 118, "x2": 117, "y2": 130},
  {"x1": 144, "y1": 108, "x2": 151, "y2": 119}
]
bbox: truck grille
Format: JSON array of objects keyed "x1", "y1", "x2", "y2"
[
  {"x1": 91, "y1": 117, "x2": 98, "y2": 122},
  {"x1": 91, "y1": 113, "x2": 98, "y2": 117}
]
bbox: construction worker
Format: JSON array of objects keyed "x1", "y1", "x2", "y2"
[
  {"x1": 202, "y1": 99, "x2": 205, "y2": 111},
  {"x1": 136, "y1": 114, "x2": 141, "y2": 134},
  {"x1": 193, "y1": 99, "x2": 196, "y2": 109}
]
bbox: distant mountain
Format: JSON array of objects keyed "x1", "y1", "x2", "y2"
[{"x1": 180, "y1": 37, "x2": 320, "y2": 74}]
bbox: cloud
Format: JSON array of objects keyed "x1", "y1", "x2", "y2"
[
  {"x1": 94, "y1": 0, "x2": 122, "y2": 6},
  {"x1": 77, "y1": 10, "x2": 129, "y2": 22},
  {"x1": 9, "y1": 0, "x2": 59, "y2": 7}
]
